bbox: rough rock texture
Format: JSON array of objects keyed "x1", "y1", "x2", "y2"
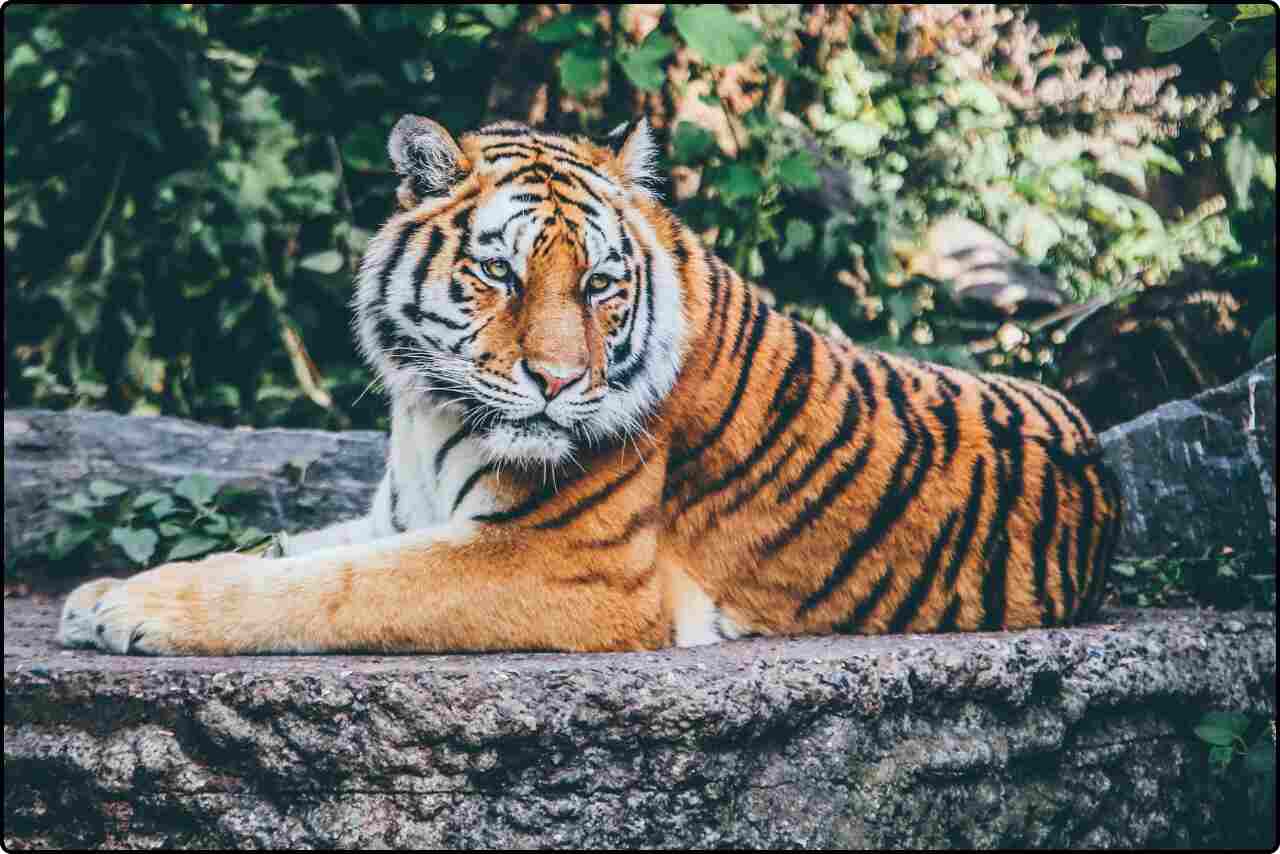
[
  {"x1": 1100, "y1": 356, "x2": 1276, "y2": 558},
  {"x1": 5, "y1": 358, "x2": 1275, "y2": 570},
  {"x1": 3, "y1": 600, "x2": 1275, "y2": 849},
  {"x1": 3, "y1": 409, "x2": 387, "y2": 570}
]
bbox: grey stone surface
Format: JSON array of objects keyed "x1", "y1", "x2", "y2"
[
  {"x1": 3, "y1": 409, "x2": 387, "y2": 570},
  {"x1": 3, "y1": 600, "x2": 1275, "y2": 849},
  {"x1": 1100, "y1": 356, "x2": 1276, "y2": 558}
]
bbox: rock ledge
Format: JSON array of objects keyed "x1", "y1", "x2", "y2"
[{"x1": 4, "y1": 599, "x2": 1274, "y2": 849}]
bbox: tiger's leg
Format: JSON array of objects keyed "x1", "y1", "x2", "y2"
[
  {"x1": 57, "y1": 521, "x2": 668, "y2": 655},
  {"x1": 56, "y1": 474, "x2": 397, "y2": 648}
]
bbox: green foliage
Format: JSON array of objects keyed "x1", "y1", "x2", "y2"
[
  {"x1": 1192, "y1": 711, "x2": 1276, "y2": 847},
  {"x1": 1109, "y1": 546, "x2": 1276, "y2": 610},
  {"x1": 33, "y1": 474, "x2": 269, "y2": 573},
  {"x1": 4, "y1": 4, "x2": 1276, "y2": 428}
]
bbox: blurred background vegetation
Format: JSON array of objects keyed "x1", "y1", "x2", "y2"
[{"x1": 4, "y1": 4, "x2": 1275, "y2": 433}]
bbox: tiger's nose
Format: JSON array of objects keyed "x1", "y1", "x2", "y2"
[{"x1": 523, "y1": 359, "x2": 586, "y2": 401}]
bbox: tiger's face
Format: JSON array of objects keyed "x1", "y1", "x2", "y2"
[{"x1": 355, "y1": 117, "x2": 686, "y2": 467}]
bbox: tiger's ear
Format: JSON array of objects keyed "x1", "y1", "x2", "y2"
[
  {"x1": 388, "y1": 115, "x2": 471, "y2": 208},
  {"x1": 603, "y1": 117, "x2": 659, "y2": 196}
]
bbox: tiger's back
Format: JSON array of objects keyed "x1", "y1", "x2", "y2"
[{"x1": 656, "y1": 247, "x2": 1121, "y2": 641}]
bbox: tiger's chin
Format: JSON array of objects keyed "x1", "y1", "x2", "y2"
[{"x1": 478, "y1": 417, "x2": 578, "y2": 467}]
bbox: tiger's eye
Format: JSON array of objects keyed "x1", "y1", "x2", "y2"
[
  {"x1": 586, "y1": 273, "x2": 613, "y2": 295},
  {"x1": 481, "y1": 259, "x2": 512, "y2": 280}
]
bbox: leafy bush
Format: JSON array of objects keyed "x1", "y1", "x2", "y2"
[
  {"x1": 35, "y1": 474, "x2": 269, "y2": 576},
  {"x1": 4, "y1": 5, "x2": 1276, "y2": 431}
]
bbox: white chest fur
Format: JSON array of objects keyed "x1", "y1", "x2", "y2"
[{"x1": 383, "y1": 400, "x2": 499, "y2": 530}]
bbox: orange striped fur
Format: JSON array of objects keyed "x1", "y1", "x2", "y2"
[{"x1": 58, "y1": 117, "x2": 1122, "y2": 655}]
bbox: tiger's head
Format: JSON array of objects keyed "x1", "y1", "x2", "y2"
[{"x1": 355, "y1": 117, "x2": 687, "y2": 468}]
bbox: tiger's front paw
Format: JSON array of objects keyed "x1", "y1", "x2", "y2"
[{"x1": 57, "y1": 552, "x2": 264, "y2": 655}]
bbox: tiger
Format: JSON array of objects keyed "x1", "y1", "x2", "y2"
[{"x1": 57, "y1": 115, "x2": 1122, "y2": 656}]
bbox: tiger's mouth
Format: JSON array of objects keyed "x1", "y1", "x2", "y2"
[
  {"x1": 476, "y1": 412, "x2": 577, "y2": 466},
  {"x1": 500, "y1": 413, "x2": 571, "y2": 434}
]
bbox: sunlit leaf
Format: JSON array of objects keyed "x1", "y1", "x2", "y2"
[
  {"x1": 111, "y1": 527, "x2": 159, "y2": 565},
  {"x1": 673, "y1": 6, "x2": 760, "y2": 67},
  {"x1": 167, "y1": 535, "x2": 221, "y2": 561},
  {"x1": 1146, "y1": 8, "x2": 1215, "y2": 52}
]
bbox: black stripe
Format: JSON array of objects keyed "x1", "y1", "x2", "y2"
[
  {"x1": 679, "y1": 322, "x2": 815, "y2": 513},
  {"x1": 728, "y1": 285, "x2": 755, "y2": 361},
  {"x1": 434, "y1": 428, "x2": 468, "y2": 475},
  {"x1": 496, "y1": 162, "x2": 553, "y2": 187},
  {"x1": 1030, "y1": 460, "x2": 1059, "y2": 626},
  {"x1": 704, "y1": 257, "x2": 732, "y2": 377},
  {"x1": 759, "y1": 435, "x2": 875, "y2": 556},
  {"x1": 406, "y1": 227, "x2": 444, "y2": 319},
  {"x1": 832, "y1": 565, "x2": 896, "y2": 634},
  {"x1": 975, "y1": 385, "x2": 1026, "y2": 630},
  {"x1": 532, "y1": 462, "x2": 644, "y2": 530},
  {"x1": 577, "y1": 509, "x2": 659, "y2": 549},
  {"x1": 1038, "y1": 385, "x2": 1090, "y2": 445},
  {"x1": 610, "y1": 243, "x2": 657, "y2": 388},
  {"x1": 796, "y1": 356, "x2": 936, "y2": 617},
  {"x1": 473, "y1": 477, "x2": 563, "y2": 524},
  {"x1": 667, "y1": 296, "x2": 769, "y2": 474},
  {"x1": 452, "y1": 465, "x2": 495, "y2": 515},
  {"x1": 1057, "y1": 521, "x2": 1076, "y2": 622},
  {"x1": 388, "y1": 474, "x2": 406, "y2": 533},
  {"x1": 707, "y1": 439, "x2": 804, "y2": 529},
  {"x1": 1072, "y1": 464, "x2": 1099, "y2": 620},
  {"x1": 936, "y1": 594, "x2": 964, "y2": 632},
  {"x1": 886, "y1": 509, "x2": 959, "y2": 634},
  {"x1": 378, "y1": 221, "x2": 419, "y2": 308},
  {"x1": 778, "y1": 365, "x2": 861, "y2": 502},
  {"x1": 943, "y1": 455, "x2": 987, "y2": 589}
]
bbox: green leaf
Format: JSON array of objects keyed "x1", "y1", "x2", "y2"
[
  {"x1": 533, "y1": 13, "x2": 595, "y2": 44},
  {"x1": 713, "y1": 163, "x2": 764, "y2": 203},
  {"x1": 167, "y1": 535, "x2": 221, "y2": 561},
  {"x1": 1223, "y1": 130, "x2": 1263, "y2": 210},
  {"x1": 674, "y1": 5, "x2": 760, "y2": 67},
  {"x1": 342, "y1": 124, "x2": 388, "y2": 172},
  {"x1": 132, "y1": 490, "x2": 168, "y2": 509},
  {"x1": 89, "y1": 480, "x2": 129, "y2": 499},
  {"x1": 1195, "y1": 724, "x2": 1237, "y2": 747},
  {"x1": 201, "y1": 513, "x2": 230, "y2": 536},
  {"x1": 671, "y1": 122, "x2": 717, "y2": 162},
  {"x1": 158, "y1": 522, "x2": 186, "y2": 537},
  {"x1": 53, "y1": 492, "x2": 99, "y2": 518},
  {"x1": 1250, "y1": 314, "x2": 1276, "y2": 363},
  {"x1": 779, "y1": 219, "x2": 815, "y2": 261},
  {"x1": 1209, "y1": 743, "x2": 1235, "y2": 767},
  {"x1": 1235, "y1": 4, "x2": 1277, "y2": 21},
  {"x1": 775, "y1": 151, "x2": 820, "y2": 190},
  {"x1": 1202, "y1": 711, "x2": 1251, "y2": 735},
  {"x1": 234, "y1": 527, "x2": 270, "y2": 548},
  {"x1": 1259, "y1": 48, "x2": 1276, "y2": 98},
  {"x1": 174, "y1": 473, "x2": 220, "y2": 508},
  {"x1": 618, "y1": 31, "x2": 674, "y2": 92},
  {"x1": 146, "y1": 496, "x2": 179, "y2": 519},
  {"x1": 557, "y1": 42, "x2": 607, "y2": 96},
  {"x1": 51, "y1": 526, "x2": 96, "y2": 560},
  {"x1": 1146, "y1": 8, "x2": 1216, "y2": 52},
  {"x1": 110, "y1": 527, "x2": 159, "y2": 565},
  {"x1": 479, "y1": 4, "x2": 519, "y2": 29},
  {"x1": 299, "y1": 250, "x2": 344, "y2": 274}
]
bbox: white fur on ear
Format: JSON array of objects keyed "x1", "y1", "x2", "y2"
[
  {"x1": 608, "y1": 117, "x2": 660, "y2": 197},
  {"x1": 388, "y1": 115, "x2": 470, "y2": 201}
]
